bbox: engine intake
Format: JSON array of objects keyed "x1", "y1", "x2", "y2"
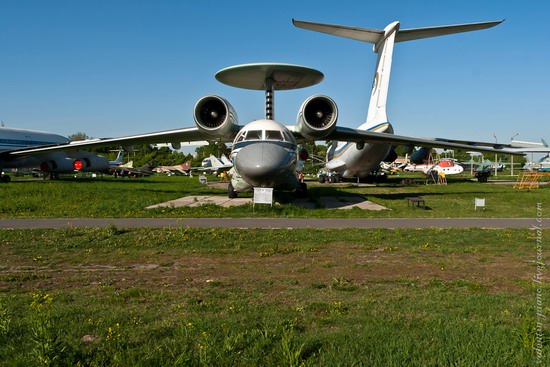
[
  {"x1": 296, "y1": 95, "x2": 338, "y2": 140},
  {"x1": 194, "y1": 95, "x2": 239, "y2": 138}
]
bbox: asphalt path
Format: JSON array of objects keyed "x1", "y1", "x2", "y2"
[{"x1": 0, "y1": 217, "x2": 544, "y2": 229}]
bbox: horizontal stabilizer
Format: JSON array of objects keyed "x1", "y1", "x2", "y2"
[{"x1": 292, "y1": 19, "x2": 504, "y2": 45}]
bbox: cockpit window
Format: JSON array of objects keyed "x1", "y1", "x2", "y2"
[
  {"x1": 235, "y1": 131, "x2": 246, "y2": 143},
  {"x1": 246, "y1": 130, "x2": 263, "y2": 140},
  {"x1": 283, "y1": 130, "x2": 295, "y2": 143},
  {"x1": 265, "y1": 130, "x2": 284, "y2": 141}
]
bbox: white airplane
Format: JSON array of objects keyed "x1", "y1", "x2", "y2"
[
  {"x1": 421, "y1": 159, "x2": 464, "y2": 175},
  {"x1": 291, "y1": 18, "x2": 518, "y2": 180},
  {"x1": 197, "y1": 154, "x2": 233, "y2": 175},
  {"x1": 2, "y1": 19, "x2": 523, "y2": 197},
  {"x1": 0, "y1": 126, "x2": 110, "y2": 181}
]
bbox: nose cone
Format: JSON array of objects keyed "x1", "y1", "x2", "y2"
[{"x1": 235, "y1": 143, "x2": 294, "y2": 187}]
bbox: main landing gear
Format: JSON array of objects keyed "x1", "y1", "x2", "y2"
[{"x1": 295, "y1": 182, "x2": 307, "y2": 198}]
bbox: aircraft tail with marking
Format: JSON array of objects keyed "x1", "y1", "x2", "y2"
[{"x1": 292, "y1": 19, "x2": 503, "y2": 131}]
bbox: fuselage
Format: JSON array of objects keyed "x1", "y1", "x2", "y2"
[
  {"x1": 229, "y1": 119, "x2": 298, "y2": 192},
  {"x1": 326, "y1": 122, "x2": 394, "y2": 178},
  {"x1": 0, "y1": 127, "x2": 68, "y2": 153},
  {"x1": 0, "y1": 127, "x2": 69, "y2": 170}
]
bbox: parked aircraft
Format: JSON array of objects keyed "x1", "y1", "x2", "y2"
[
  {"x1": 405, "y1": 159, "x2": 464, "y2": 175},
  {"x1": 110, "y1": 160, "x2": 154, "y2": 178},
  {"x1": 196, "y1": 154, "x2": 233, "y2": 175},
  {"x1": 154, "y1": 162, "x2": 191, "y2": 176},
  {"x1": 0, "y1": 126, "x2": 110, "y2": 181},
  {"x1": 2, "y1": 19, "x2": 523, "y2": 197},
  {"x1": 291, "y1": 19, "x2": 520, "y2": 180}
]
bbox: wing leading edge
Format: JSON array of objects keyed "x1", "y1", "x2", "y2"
[
  {"x1": 6, "y1": 126, "x2": 217, "y2": 157},
  {"x1": 323, "y1": 127, "x2": 525, "y2": 156}
]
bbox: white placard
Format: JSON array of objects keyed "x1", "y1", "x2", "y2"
[{"x1": 254, "y1": 187, "x2": 273, "y2": 206}]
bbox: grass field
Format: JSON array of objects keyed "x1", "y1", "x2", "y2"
[
  {"x1": 0, "y1": 227, "x2": 548, "y2": 366},
  {"x1": 0, "y1": 173, "x2": 548, "y2": 218},
  {"x1": 1, "y1": 173, "x2": 548, "y2": 365}
]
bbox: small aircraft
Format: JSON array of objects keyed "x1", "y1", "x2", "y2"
[
  {"x1": 2, "y1": 19, "x2": 524, "y2": 198},
  {"x1": 405, "y1": 159, "x2": 464, "y2": 175},
  {"x1": 0, "y1": 126, "x2": 110, "y2": 181},
  {"x1": 154, "y1": 162, "x2": 191, "y2": 176},
  {"x1": 197, "y1": 154, "x2": 233, "y2": 175},
  {"x1": 110, "y1": 160, "x2": 154, "y2": 178}
]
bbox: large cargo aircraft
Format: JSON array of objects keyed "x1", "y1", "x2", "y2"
[{"x1": 0, "y1": 126, "x2": 110, "y2": 181}]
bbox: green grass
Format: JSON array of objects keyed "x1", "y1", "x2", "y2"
[
  {"x1": 0, "y1": 173, "x2": 548, "y2": 218},
  {"x1": 0, "y1": 228, "x2": 549, "y2": 366}
]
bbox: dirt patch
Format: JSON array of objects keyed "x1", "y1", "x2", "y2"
[{"x1": 0, "y1": 243, "x2": 532, "y2": 296}]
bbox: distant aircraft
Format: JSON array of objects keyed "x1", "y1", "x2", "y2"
[
  {"x1": 0, "y1": 126, "x2": 110, "y2": 181},
  {"x1": 196, "y1": 154, "x2": 233, "y2": 175},
  {"x1": 2, "y1": 19, "x2": 524, "y2": 198},
  {"x1": 109, "y1": 150, "x2": 125, "y2": 167},
  {"x1": 523, "y1": 154, "x2": 550, "y2": 171},
  {"x1": 404, "y1": 159, "x2": 464, "y2": 175},
  {"x1": 110, "y1": 160, "x2": 154, "y2": 178},
  {"x1": 154, "y1": 162, "x2": 191, "y2": 176}
]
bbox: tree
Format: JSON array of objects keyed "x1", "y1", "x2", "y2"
[{"x1": 67, "y1": 132, "x2": 90, "y2": 142}]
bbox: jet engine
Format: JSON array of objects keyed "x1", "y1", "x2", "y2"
[
  {"x1": 40, "y1": 157, "x2": 77, "y2": 173},
  {"x1": 194, "y1": 95, "x2": 240, "y2": 139},
  {"x1": 383, "y1": 148, "x2": 398, "y2": 163},
  {"x1": 75, "y1": 155, "x2": 110, "y2": 172},
  {"x1": 296, "y1": 95, "x2": 338, "y2": 140},
  {"x1": 410, "y1": 147, "x2": 431, "y2": 164}
]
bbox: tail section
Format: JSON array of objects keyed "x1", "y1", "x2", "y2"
[
  {"x1": 109, "y1": 149, "x2": 125, "y2": 166},
  {"x1": 292, "y1": 19, "x2": 503, "y2": 130}
]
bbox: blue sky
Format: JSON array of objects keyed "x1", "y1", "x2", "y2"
[{"x1": 1, "y1": 0, "x2": 548, "y2": 146}]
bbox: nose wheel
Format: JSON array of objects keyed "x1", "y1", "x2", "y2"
[{"x1": 228, "y1": 182, "x2": 238, "y2": 198}]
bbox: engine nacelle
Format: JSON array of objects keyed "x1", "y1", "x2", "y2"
[
  {"x1": 194, "y1": 95, "x2": 239, "y2": 139},
  {"x1": 410, "y1": 147, "x2": 431, "y2": 164},
  {"x1": 40, "y1": 157, "x2": 76, "y2": 173},
  {"x1": 77, "y1": 155, "x2": 110, "y2": 172},
  {"x1": 383, "y1": 148, "x2": 398, "y2": 163},
  {"x1": 296, "y1": 95, "x2": 338, "y2": 140}
]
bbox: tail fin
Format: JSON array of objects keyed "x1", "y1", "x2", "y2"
[{"x1": 293, "y1": 19, "x2": 503, "y2": 129}]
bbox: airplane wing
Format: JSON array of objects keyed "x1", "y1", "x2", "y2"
[
  {"x1": 6, "y1": 127, "x2": 213, "y2": 157},
  {"x1": 315, "y1": 127, "x2": 526, "y2": 156},
  {"x1": 434, "y1": 137, "x2": 550, "y2": 153}
]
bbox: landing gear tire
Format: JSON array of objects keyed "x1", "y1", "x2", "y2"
[
  {"x1": 228, "y1": 182, "x2": 237, "y2": 198},
  {"x1": 296, "y1": 182, "x2": 307, "y2": 198},
  {"x1": 318, "y1": 175, "x2": 326, "y2": 183},
  {"x1": 1, "y1": 175, "x2": 11, "y2": 183}
]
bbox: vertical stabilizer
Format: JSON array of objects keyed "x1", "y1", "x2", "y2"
[
  {"x1": 292, "y1": 19, "x2": 503, "y2": 131},
  {"x1": 365, "y1": 21, "x2": 399, "y2": 128}
]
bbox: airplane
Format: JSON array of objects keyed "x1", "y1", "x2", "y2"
[
  {"x1": 109, "y1": 149, "x2": 125, "y2": 167},
  {"x1": 0, "y1": 126, "x2": 111, "y2": 181},
  {"x1": 290, "y1": 19, "x2": 524, "y2": 181},
  {"x1": 153, "y1": 162, "x2": 191, "y2": 176},
  {"x1": 405, "y1": 159, "x2": 464, "y2": 175},
  {"x1": 2, "y1": 19, "x2": 524, "y2": 198},
  {"x1": 523, "y1": 154, "x2": 550, "y2": 171},
  {"x1": 109, "y1": 160, "x2": 154, "y2": 178},
  {"x1": 195, "y1": 154, "x2": 233, "y2": 175}
]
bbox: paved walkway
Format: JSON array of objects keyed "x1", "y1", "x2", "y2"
[
  {"x1": 0, "y1": 217, "x2": 544, "y2": 229},
  {"x1": 145, "y1": 195, "x2": 387, "y2": 210}
]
